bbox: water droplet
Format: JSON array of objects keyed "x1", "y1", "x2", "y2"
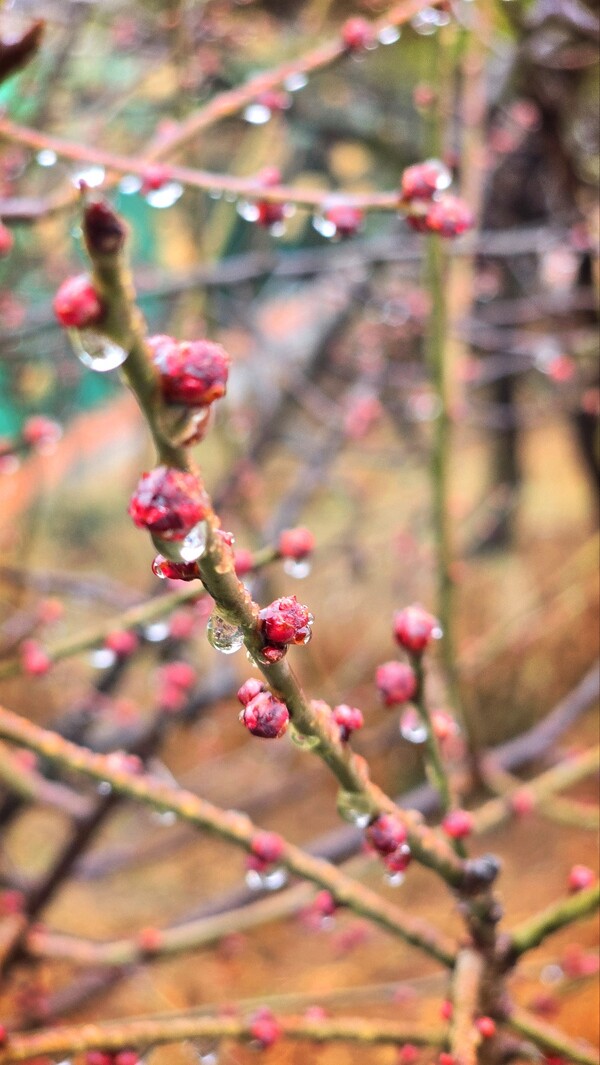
[
  {"x1": 283, "y1": 558, "x2": 312, "y2": 579},
  {"x1": 289, "y1": 725, "x2": 320, "y2": 751},
  {"x1": 411, "y1": 7, "x2": 450, "y2": 33},
  {"x1": 68, "y1": 328, "x2": 128, "y2": 373},
  {"x1": 119, "y1": 174, "x2": 143, "y2": 195},
  {"x1": 312, "y1": 214, "x2": 337, "y2": 239},
  {"x1": 179, "y1": 521, "x2": 207, "y2": 563},
  {"x1": 152, "y1": 809, "x2": 177, "y2": 826},
  {"x1": 146, "y1": 181, "x2": 184, "y2": 208},
  {"x1": 89, "y1": 648, "x2": 117, "y2": 669},
  {"x1": 72, "y1": 164, "x2": 105, "y2": 188},
  {"x1": 207, "y1": 613, "x2": 244, "y2": 654},
  {"x1": 208, "y1": 187, "x2": 223, "y2": 200},
  {"x1": 378, "y1": 25, "x2": 401, "y2": 44},
  {"x1": 541, "y1": 963, "x2": 564, "y2": 985},
  {"x1": 198, "y1": 1049, "x2": 219, "y2": 1065},
  {"x1": 246, "y1": 866, "x2": 288, "y2": 892},
  {"x1": 143, "y1": 621, "x2": 170, "y2": 642},
  {"x1": 36, "y1": 148, "x2": 57, "y2": 167},
  {"x1": 243, "y1": 103, "x2": 272, "y2": 125},
  {"x1": 386, "y1": 870, "x2": 406, "y2": 886},
  {"x1": 432, "y1": 625, "x2": 443, "y2": 640},
  {"x1": 284, "y1": 71, "x2": 308, "y2": 92},
  {"x1": 336, "y1": 789, "x2": 372, "y2": 827},
  {"x1": 400, "y1": 709, "x2": 428, "y2": 744},
  {"x1": 97, "y1": 780, "x2": 112, "y2": 795},
  {"x1": 237, "y1": 200, "x2": 260, "y2": 222}
]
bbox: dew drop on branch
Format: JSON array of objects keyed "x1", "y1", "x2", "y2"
[
  {"x1": 68, "y1": 328, "x2": 128, "y2": 372},
  {"x1": 36, "y1": 148, "x2": 57, "y2": 167},
  {"x1": 145, "y1": 181, "x2": 184, "y2": 208},
  {"x1": 399, "y1": 709, "x2": 428, "y2": 744},
  {"x1": 336, "y1": 789, "x2": 372, "y2": 827},
  {"x1": 207, "y1": 613, "x2": 244, "y2": 654},
  {"x1": 283, "y1": 558, "x2": 312, "y2": 579}
]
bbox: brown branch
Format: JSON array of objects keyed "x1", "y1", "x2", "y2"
[
  {"x1": 450, "y1": 948, "x2": 485, "y2": 1065},
  {"x1": 0, "y1": 1011, "x2": 447, "y2": 1062},
  {"x1": 0, "y1": 704, "x2": 456, "y2": 967}
]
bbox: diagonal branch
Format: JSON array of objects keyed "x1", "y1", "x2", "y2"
[{"x1": 0, "y1": 703, "x2": 456, "y2": 967}]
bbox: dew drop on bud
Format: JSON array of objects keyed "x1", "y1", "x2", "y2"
[
  {"x1": 312, "y1": 214, "x2": 337, "y2": 239},
  {"x1": 336, "y1": 789, "x2": 372, "y2": 827},
  {"x1": 89, "y1": 648, "x2": 117, "y2": 669},
  {"x1": 399, "y1": 709, "x2": 428, "y2": 744},
  {"x1": 432, "y1": 625, "x2": 443, "y2": 640},
  {"x1": 283, "y1": 558, "x2": 312, "y2": 579},
  {"x1": 386, "y1": 870, "x2": 406, "y2": 886},
  {"x1": 178, "y1": 521, "x2": 207, "y2": 563},
  {"x1": 68, "y1": 328, "x2": 128, "y2": 372},
  {"x1": 207, "y1": 613, "x2": 244, "y2": 654},
  {"x1": 237, "y1": 200, "x2": 260, "y2": 222},
  {"x1": 146, "y1": 181, "x2": 184, "y2": 208}
]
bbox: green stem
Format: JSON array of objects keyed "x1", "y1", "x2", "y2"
[
  {"x1": 507, "y1": 1008, "x2": 600, "y2": 1065},
  {"x1": 507, "y1": 883, "x2": 600, "y2": 961},
  {"x1": 412, "y1": 654, "x2": 454, "y2": 816}
]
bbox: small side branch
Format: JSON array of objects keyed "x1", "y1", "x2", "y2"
[{"x1": 506, "y1": 883, "x2": 600, "y2": 961}]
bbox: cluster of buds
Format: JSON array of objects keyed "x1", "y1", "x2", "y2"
[
  {"x1": 128, "y1": 465, "x2": 208, "y2": 543},
  {"x1": 258, "y1": 594, "x2": 314, "y2": 662},
  {"x1": 365, "y1": 813, "x2": 412, "y2": 877},
  {"x1": 400, "y1": 159, "x2": 474, "y2": 238},
  {"x1": 147, "y1": 333, "x2": 230, "y2": 443},
  {"x1": 237, "y1": 679, "x2": 290, "y2": 738},
  {"x1": 375, "y1": 604, "x2": 440, "y2": 706}
]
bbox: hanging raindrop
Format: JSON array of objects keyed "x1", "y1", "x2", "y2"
[
  {"x1": 243, "y1": 103, "x2": 272, "y2": 125},
  {"x1": 36, "y1": 148, "x2": 57, "y2": 167},
  {"x1": 336, "y1": 789, "x2": 372, "y2": 828},
  {"x1": 146, "y1": 181, "x2": 184, "y2": 208},
  {"x1": 386, "y1": 870, "x2": 406, "y2": 887},
  {"x1": 246, "y1": 866, "x2": 288, "y2": 892},
  {"x1": 237, "y1": 200, "x2": 260, "y2": 222},
  {"x1": 152, "y1": 809, "x2": 177, "y2": 826},
  {"x1": 143, "y1": 621, "x2": 170, "y2": 643},
  {"x1": 378, "y1": 25, "x2": 401, "y2": 44},
  {"x1": 119, "y1": 174, "x2": 143, "y2": 195},
  {"x1": 68, "y1": 328, "x2": 128, "y2": 373},
  {"x1": 283, "y1": 557, "x2": 312, "y2": 579},
  {"x1": 399, "y1": 708, "x2": 428, "y2": 744},
  {"x1": 284, "y1": 72, "x2": 308, "y2": 92},
  {"x1": 89, "y1": 648, "x2": 117, "y2": 670},
  {"x1": 179, "y1": 521, "x2": 208, "y2": 563},
  {"x1": 71, "y1": 164, "x2": 105, "y2": 188},
  {"x1": 207, "y1": 613, "x2": 244, "y2": 654},
  {"x1": 312, "y1": 213, "x2": 337, "y2": 239}
]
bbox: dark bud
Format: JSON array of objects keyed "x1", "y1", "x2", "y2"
[
  {"x1": 83, "y1": 200, "x2": 127, "y2": 256},
  {"x1": 0, "y1": 20, "x2": 45, "y2": 85},
  {"x1": 461, "y1": 854, "x2": 502, "y2": 894}
]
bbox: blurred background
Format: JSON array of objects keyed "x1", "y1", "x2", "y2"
[{"x1": 0, "y1": 1, "x2": 598, "y2": 1062}]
